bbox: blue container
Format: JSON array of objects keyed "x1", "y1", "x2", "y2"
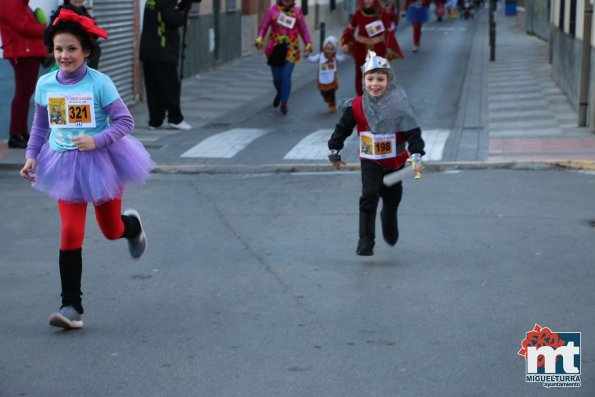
[{"x1": 505, "y1": 1, "x2": 517, "y2": 16}]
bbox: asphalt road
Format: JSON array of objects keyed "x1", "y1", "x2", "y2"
[
  {"x1": 141, "y1": 16, "x2": 478, "y2": 168},
  {"x1": 1, "y1": 168, "x2": 594, "y2": 396},
  {"x1": 2, "y1": 11, "x2": 594, "y2": 397}
]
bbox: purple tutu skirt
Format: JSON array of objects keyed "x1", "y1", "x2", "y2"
[{"x1": 32, "y1": 135, "x2": 155, "y2": 204}]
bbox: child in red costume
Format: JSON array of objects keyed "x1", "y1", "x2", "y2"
[{"x1": 341, "y1": 0, "x2": 404, "y2": 96}]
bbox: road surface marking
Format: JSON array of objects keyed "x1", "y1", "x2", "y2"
[
  {"x1": 181, "y1": 128, "x2": 269, "y2": 158},
  {"x1": 422, "y1": 129, "x2": 450, "y2": 161},
  {"x1": 284, "y1": 129, "x2": 334, "y2": 160}
]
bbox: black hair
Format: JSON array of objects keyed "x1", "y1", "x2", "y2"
[
  {"x1": 44, "y1": 19, "x2": 97, "y2": 57},
  {"x1": 276, "y1": 0, "x2": 296, "y2": 9}
]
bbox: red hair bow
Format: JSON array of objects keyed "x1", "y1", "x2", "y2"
[{"x1": 53, "y1": 8, "x2": 108, "y2": 40}]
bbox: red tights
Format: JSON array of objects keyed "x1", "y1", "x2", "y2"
[
  {"x1": 413, "y1": 23, "x2": 422, "y2": 46},
  {"x1": 58, "y1": 199, "x2": 125, "y2": 250}
]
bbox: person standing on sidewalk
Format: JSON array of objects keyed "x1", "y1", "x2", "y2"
[
  {"x1": 328, "y1": 51, "x2": 424, "y2": 256},
  {"x1": 403, "y1": 0, "x2": 431, "y2": 52},
  {"x1": 341, "y1": 0, "x2": 404, "y2": 96},
  {"x1": 19, "y1": 10, "x2": 154, "y2": 329},
  {"x1": 254, "y1": 0, "x2": 314, "y2": 115},
  {"x1": 139, "y1": 0, "x2": 192, "y2": 130},
  {"x1": 0, "y1": 0, "x2": 48, "y2": 149}
]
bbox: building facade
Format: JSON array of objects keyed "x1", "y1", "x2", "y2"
[
  {"x1": 530, "y1": 0, "x2": 595, "y2": 129},
  {"x1": 0, "y1": 0, "x2": 348, "y2": 140}
]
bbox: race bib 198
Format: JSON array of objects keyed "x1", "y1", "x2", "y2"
[
  {"x1": 47, "y1": 92, "x2": 96, "y2": 128},
  {"x1": 359, "y1": 131, "x2": 396, "y2": 159}
]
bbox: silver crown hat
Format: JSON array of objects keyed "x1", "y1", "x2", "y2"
[{"x1": 361, "y1": 50, "x2": 391, "y2": 74}]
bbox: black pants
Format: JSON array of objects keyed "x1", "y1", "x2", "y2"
[
  {"x1": 320, "y1": 89, "x2": 336, "y2": 104},
  {"x1": 142, "y1": 60, "x2": 184, "y2": 127},
  {"x1": 360, "y1": 159, "x2": 403, "y2": 214}
]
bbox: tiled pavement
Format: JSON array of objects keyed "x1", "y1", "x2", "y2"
[{"x1": 484, "y1": 13, "x2": 595, "y2": 163}]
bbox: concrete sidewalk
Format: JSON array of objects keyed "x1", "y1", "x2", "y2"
[
  {"x1": 1, "y1": 10, "x2": 594, "y2": 171},
  {"x1": 484, "y1": 12, "x2": 595, "y2": 166},
  {"x1": 446, "y1": 6, "x2": 595, "y2": 169}
]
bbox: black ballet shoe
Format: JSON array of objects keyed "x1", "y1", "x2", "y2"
[{"x1": 8, "y1": 135, "x2": 28, "y2": 149}]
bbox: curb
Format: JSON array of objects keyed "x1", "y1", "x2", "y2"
[
  {"x1": 151, "y1": 160, "x2": 595, "y2": 175},
  {"x1": 3, "y1": 160, "x2": 594, "y2": 175}
]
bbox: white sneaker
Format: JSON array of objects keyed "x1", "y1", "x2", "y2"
[
  {"x1": 49, "y1": 306, "x2": 83, "y2": 329},
  {"x1": 168, "y1": 120, "x2": 192, "y2": 130},
  {"x1": 412, "y1": 46, "x2": 419, "y2": 53}
]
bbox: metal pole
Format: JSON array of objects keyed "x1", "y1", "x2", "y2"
[
  {"x1": 320, "y1": 21, "x2": 326, "y2": 52},
  {"x1": 489, "y1": 0, "x2": 496, "y2": 61},
  {"x1": 180, "y1": 8, "x2": 190, "y2": 81},
  {"x1": 578, "y1": 0, "x2": 593, "y2": 126}
]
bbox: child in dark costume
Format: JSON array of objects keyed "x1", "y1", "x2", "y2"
[{"x1": 328, "y1": 51, "x2": 424, "y2": 256}]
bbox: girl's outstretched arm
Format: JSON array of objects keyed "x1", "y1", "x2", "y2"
[{"x1": 21, "y1": 104, "x2": 49, "y2": 181}]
